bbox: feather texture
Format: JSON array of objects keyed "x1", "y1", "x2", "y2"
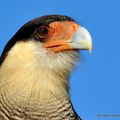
[{"x1": 0, "y1": 40, "x2": 81, "y2": 120}]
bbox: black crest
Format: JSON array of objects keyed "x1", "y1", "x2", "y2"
[{"x1": 0, "y1": 15, "x2": 74, "y2": 66}]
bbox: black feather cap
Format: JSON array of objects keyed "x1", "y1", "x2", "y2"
[{"x1": 0, "y1": 15, "x2": 74, "y2": 66}]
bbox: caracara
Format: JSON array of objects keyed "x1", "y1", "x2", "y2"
[{"x1": 0, "y1": 15, "x2": 92, "y2": 120}]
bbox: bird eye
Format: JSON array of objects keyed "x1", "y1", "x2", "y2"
[{"x1": 34, "y1": 26, "x2": 49, "y2": 39}]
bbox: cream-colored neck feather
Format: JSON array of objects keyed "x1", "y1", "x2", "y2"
[{"x1": 0, "y1": 40, "x2": 78, "y2": 109}]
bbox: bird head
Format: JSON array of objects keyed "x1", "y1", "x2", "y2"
[{"x1": 0, "y1": 15, "x2": 92, "y2": 74}]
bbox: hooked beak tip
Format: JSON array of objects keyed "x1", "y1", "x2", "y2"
[{"x1": 71, "y1": 26, "x2": 93, "y2": 54}]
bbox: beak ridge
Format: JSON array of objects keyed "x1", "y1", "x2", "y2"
[{"x1": 71, "y1": 26, "x2": 92, "y2": 53}]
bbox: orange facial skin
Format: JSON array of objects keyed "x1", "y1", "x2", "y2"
[{"x1": 43, "y1": 21, "x2": 79, "y2": 53}]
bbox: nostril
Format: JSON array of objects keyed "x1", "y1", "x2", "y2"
[{"x1": 73, "y1": 24, "x2": 79, "y2": 31}]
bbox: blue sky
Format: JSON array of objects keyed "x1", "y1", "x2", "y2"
[{"x1": 0, "y1": 0, "x2": 120, "y2": 120}]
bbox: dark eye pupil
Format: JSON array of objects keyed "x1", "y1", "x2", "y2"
[
  {"x1": 35, "y1": 26, "x2": 49, "y2": 39},
  {"x1": 40, "y1": 28, "x2": 48, "y2": 35}
]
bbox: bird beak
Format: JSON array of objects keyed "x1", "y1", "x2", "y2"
[
  {"x1": 69, "y1": 26, "x2": 92, "y2": 53},
  {"x1": 44, "y1": 25, "x2": 92, "y2": 53}
]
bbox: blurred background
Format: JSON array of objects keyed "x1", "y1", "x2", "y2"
[{"x1": 0, "y1": 0, "x2": 120, "y2": 120}]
